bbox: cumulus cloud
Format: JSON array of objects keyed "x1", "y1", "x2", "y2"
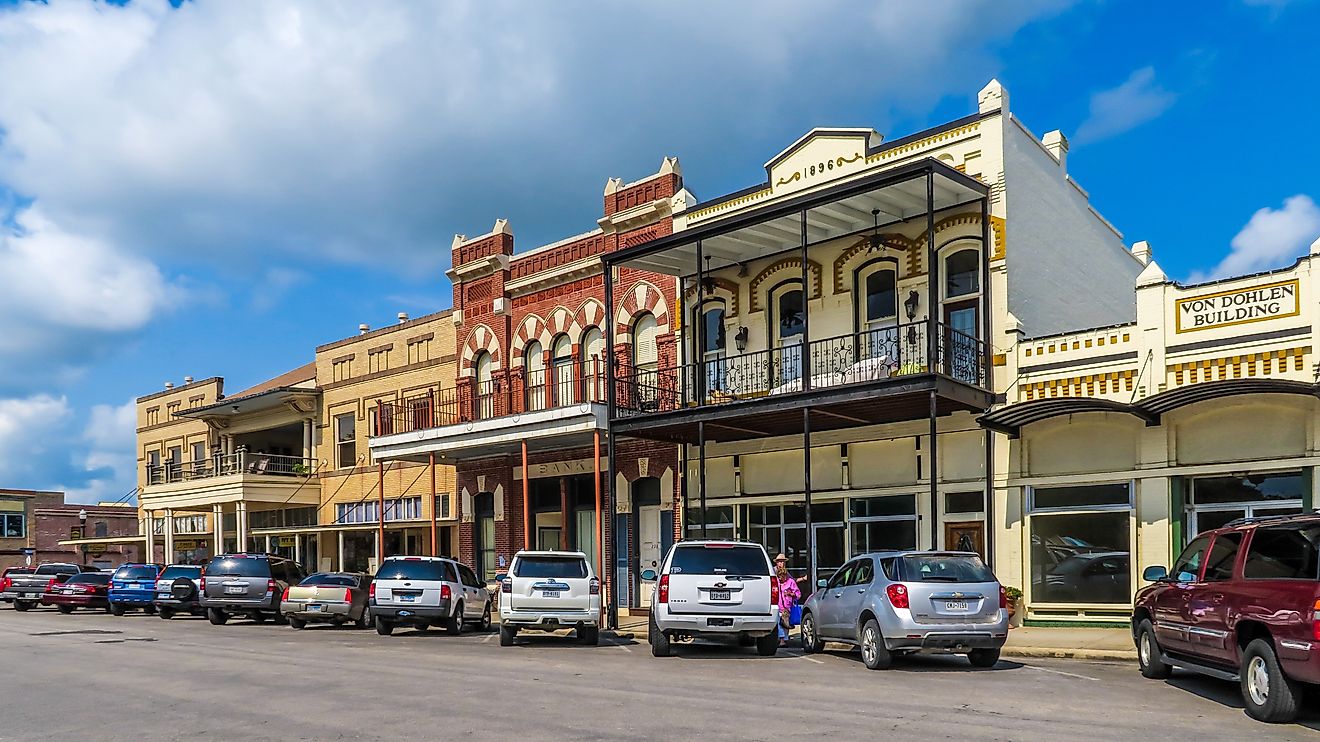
[
  {"x1": 65, "y1": 399, "x2": 139, "y2": 505},
  {"x1": 1074, "y1": 67, "x2": 1176, "y2": 144},
  {"x1": 0, "y1": 394, "x2": 71, "y2": 481},
  {"x1": 1193, "y1": 195, "x2": 1320, "y2": 281}
]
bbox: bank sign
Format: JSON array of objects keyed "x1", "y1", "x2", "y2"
[{"x1": 1176, "y1": 279, "x2": 1300, "y2": 333}]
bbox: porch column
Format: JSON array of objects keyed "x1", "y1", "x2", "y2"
[
  {"x1": 377, "y1": 462, "x2": 386, "y2": 561},
  {"x1": 593, "y1": 429, "x2": 602, "y2": 575},
  {"x1": 980, "y1": 195, "x2": 995, "y2": 567},
  {"x1": 293, "y1": 533, "x2": 301, "y2": 564},
  {"x1": 302, "y1": 418, "x2": 313, "y2": 467},
  {"x1": 695, "y1": 238, "x2": 706, "y2": 405},
  {"x1": 559, "y1": 477, "x2": 570, "y2": 551},
  {"x1": 804, "y1": 408, "x2": 814, "y2": 582},
  {"x1": 211, "y1": 504, "x2": 223, "y2": 556},
  {"x1": 800, "y1": 209, "x2": 812, "y2": 390},
  {"x1": 698, "y1": 420, "x2": 707, "y2": 537},
  {"x1": 144, "y1": 509, "x2": 156, "y2": 563},
  {"x1": 429, "y1": 452, "x2": 438, "y2": 556},
  {"x1": 603, "y1": 260, "x2": 618, "y2": 629},
  {"x1": 522, "y1": 440, "x2": 530, "y2": 551},
  {"x1": 925, "y1": 169, "x2": 941, "y2": 550},
  {"x1": 163, "y1": 508, "x2": 175, "y2": 564},
  {"x1": 235, "y1": 501, "x2": 248, "y2": 552},
  {"x1": 929, "y1": 390, "x2": 939, "y2": 548},
  {"x1": 337, "y1": 530, "x2": 345, "y2": 571},
  {"x1": 264, "y1": 535, "x2": 272, "y2": 554}
]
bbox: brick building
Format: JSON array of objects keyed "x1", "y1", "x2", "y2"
[{"x1": 1, "y1": 489, "x2": 142, "y2": 570}]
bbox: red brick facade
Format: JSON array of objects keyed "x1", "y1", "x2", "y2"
[{"x1": 0, "y1": 489, "x2": 141, "y2": 571}]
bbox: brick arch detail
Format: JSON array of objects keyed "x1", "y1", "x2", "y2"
[
  {"x1": 461, "y1": 324, "x2": 502, "y2": 376},
  {"x1": 831, "y1": 233, "x2": 919, "y2": 294},
  {"x1": 572, "y1": 298, "x2": 605, "y2": 340},
  {"x1": 748, "y1": 257, "x2": 823, "y2": 313},
  {"x1": 510, "y1": 313, "x2": 547, "y2": 368},
  {"x1": 614, "y1": 280, "x2": 670, "y2": 343},
  {"x1": 545, "y1": 306, "x2": 576, "y2": 346}
]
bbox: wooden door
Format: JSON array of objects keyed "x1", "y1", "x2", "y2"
[{"x1": 944, "y1": 521, "x2": 985, "y2": 558}]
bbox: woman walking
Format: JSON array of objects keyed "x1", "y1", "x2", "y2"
[{"x1": 774, "y1": 554, "x2": 801, "y2": 646}]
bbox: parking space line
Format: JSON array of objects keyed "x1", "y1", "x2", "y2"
[
  {"x1": 803, "y1": 656, "x2": 824, "y2": 664},
  {"x1": 482, "y1": 632, "x2": 494, "y2": 643},
  {"x1": 612, "y1": 640, "x2": 633, "y2": 653},
  {"x1": 1021, "y1": 663, "x2": 1098, "y2": 681}
]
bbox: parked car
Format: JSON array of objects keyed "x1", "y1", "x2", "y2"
[
  {"x1": 153, "y1": 564, "x2": 204, "y2": 619},
  {"x1": 281, "y1": 572, "x2": 372, "y2": 629},
  {"x1": 649, "y1": 540, "x2": 780, "y2": 657},
  {"x1": 800, "y1": 550, "x2": 1009, "y2": 670},
  {"x1": 1134, "y1": 513, "x2": 1320, "y2": 723},
  {"x1": 108, "y1": 563, "x2": 163, "y2": 615},
  {"x1": 0, "y1": 568, "x2": 34, "y2": 606},
  {"x1": 199, "y1": 553, "x2": 306, "y2": 625},
  {"x1": 370, "y1": 556, "x2": 491, "y2": 636},
  {"x1": 7, "y1": 563, "x2": 87, "y2": 611},
  {"x1": 498, "y1": 550, "x2": 600, "y2": 646},
  {"x1": 40, "y1": 572, "x2": 111, "y2": 613},
  {"x1": 1040, "y1": 551, "x2": 1130, "y2": 604}
]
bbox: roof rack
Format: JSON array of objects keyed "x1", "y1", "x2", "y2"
[{"x1": 1222, "y1": 511, "x2": 1320, "y2": 529}]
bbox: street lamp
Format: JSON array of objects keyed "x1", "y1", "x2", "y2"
[{"x1": 78, "y1": 509, "x2": 87, "y2": 565}]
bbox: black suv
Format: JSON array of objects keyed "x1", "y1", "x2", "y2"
[{"x1": 200, "y1": 554, "x2": 306, "y2": 625}]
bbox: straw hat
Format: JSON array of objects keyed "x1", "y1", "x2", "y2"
[{"x1": 774, "y1": 553, "x2": 788, "y2": 563}]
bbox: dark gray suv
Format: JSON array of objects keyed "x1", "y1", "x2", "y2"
[{"x1": 200, "y1": 554, "x2": 306, "y2": 625}]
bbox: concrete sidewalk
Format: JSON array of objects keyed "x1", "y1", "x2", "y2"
[{"x1": 611, "y1": 615, "x2": 1136, "y2": 662}]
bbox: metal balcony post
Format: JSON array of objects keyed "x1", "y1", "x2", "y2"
[
  {"x1": 800, "y1": 209, "x2": 811, "y2": 391},
  {"x1": 695, "y1": 238, "x2": 706, "y2": 405}
]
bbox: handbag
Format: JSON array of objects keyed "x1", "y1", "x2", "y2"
[{"x1": 789, "y1": 604, "x2": 803, "y2": 627}]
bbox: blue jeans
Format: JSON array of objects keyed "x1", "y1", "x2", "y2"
[{"x1": 778, "y1": 622, "x2": 788, "y2": 641}]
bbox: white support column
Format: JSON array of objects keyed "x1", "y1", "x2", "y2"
[
  {"x1": 212, "y1": 504, "x2": 224, "y2": 556},
  {"x1": 163, "y1": 508, "x2": 175, "y2": 564},
  {"x1": 293, "y1": 534, "x2": 302, "y2": 564},
  {"x1": 303, "y1": 419, "x2": 313, "y2": 466},
  {"x1": 337, "y1": 531, "x2": 345, "y2": 571},
  {"x1": 144, "y1": 509, "x2": 156, "y2": 564},
  {"x1": 236, "y1": 502, "x2": 249, "y2": 552}
]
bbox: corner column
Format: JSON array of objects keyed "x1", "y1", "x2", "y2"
[
  {"x1": 144, "y1": 509, "x2": 156, "y2": 563},
  {"x1": 163, "y1": 508, "x2": 175, "y2": 564},
  {"x1": 235, "y1": 502, "x2": 249, "y2": 553},
  {"x1": 212, "y1": 504, "x2": 224, "y2": 556}
]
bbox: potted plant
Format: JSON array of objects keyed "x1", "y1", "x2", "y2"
[{"x1": 1002, "y1": 586, "x2": 1023, "y2": 627}]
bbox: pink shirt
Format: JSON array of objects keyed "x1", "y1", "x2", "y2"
[{"x1": 778, "y1": 573, "x2": 801, "y2": 613}]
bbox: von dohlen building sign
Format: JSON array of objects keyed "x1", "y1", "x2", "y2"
[{"x1": 1176, "y1": 279, "x2": 1299, "y2": 332}]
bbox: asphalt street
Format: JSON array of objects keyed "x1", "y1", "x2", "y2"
[{"x1": 0, "y1": 608, "x2": 1317, "y2": 741}]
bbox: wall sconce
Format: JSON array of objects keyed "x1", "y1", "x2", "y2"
[
  {"x1": 904, "y1": 291, "x2": 920, "y2": 321},
  {"x1": 734, "y1": 327, "x2": 749, "y2": 352}
]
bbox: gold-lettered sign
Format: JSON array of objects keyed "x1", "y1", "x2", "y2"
[{"x1": 1175, "y1": 279, "x2": 1299, "y2": 333}]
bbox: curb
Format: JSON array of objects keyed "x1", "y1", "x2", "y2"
[{"x1": 1003, "y1": 646, "x2": 1137, "y2": 662}]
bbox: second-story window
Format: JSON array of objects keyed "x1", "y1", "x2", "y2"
[
  {"x1": 945, "y1": 248, "x2": 979, "y2": 299},
  {"x1": 551, "y1": 334, "x2": 574, "y2": 406},
  {"x1": 525, "y1": 340, "x2": 546, "y2": 411},
  {"x1": 697, "y1": 301, "x2": 726, "y2": 392},
  {"x1": 93, "y1": 521, "x2": 108, "y2": 538},
  {"x1": 580, "y1": 326, "x2": 605, "y2": 401},
  {"x1": 335, "y1": 413, "x2": 356, "y2": 469},
  {"x1": 473, "y1": 351, "x2": 494, "y2": 419},
  {"x1": 857, "y1": 261, "x2": 898, "y2": 362},
  {"x1": 769, "y1": 282, "x2": 804, "y2": 386}
]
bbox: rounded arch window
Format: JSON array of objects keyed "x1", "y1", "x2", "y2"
[
  {"x1": 473, "y1": 351, "x2": 493, "y2": 384},
  {"x1": 770, "y1": 281, "x2": 805, "y2": 346},
  {"x1": 945, "y1": 248, "x2": 980, "y2": 299},
  {"x1": 580, "y1": 326, "x2": 605, "y2": 399},
  {"x1": 696, "y1": 301, "x2": 726, "y2": 358},
  {"x1": 857, "y1": 262, "x2": 898, "y2": 328},
  {"x1": 551, "y1": 334, "x2": 574, "y2": 405},
  {"x1": 632, "y1": 313, "x2": 659, "y2": 370}
]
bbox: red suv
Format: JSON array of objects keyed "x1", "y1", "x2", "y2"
[{"x1": 1133, "y1": 513, "x2": 1320, "y2": 723}]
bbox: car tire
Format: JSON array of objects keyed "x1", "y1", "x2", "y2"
[
  {"x1": 288, "y1": 616, "x2": 306, "y2": 630},
  {"x1": 1241, "y1": 638, "x2": 1302, "y2": 723},
  {"x1": 478, "y1": 603, "x2": 492, "y2": 632},
  {"x1": 157, "y1": 607, "x2": 175, "y2": 620},
  {"x1": 13, "y1": 600, "x2": 30, "y2": 612},
  {"x1": 416, "y1": 621, "x2": 430, "y2": 633},
  {"x1": 110, "y1": 603, "x2": 126, "y2": 616},
  {"x1": 800, "y1": 611, "x2": 824, "y2": 654},
  {"x1": 755, "y1": 632, "x2": 779, "y2": 657},
  {"x1": 859, "y1": 618, "x2": 892, "y2": 670},
  {"x1": 207, "y1": 608, "x2": 228, "y2": 626},
  {"x1": 375, "y1": 619, "x2": 394, "y2": 636},
  {"x1": 500, "y1": 624, "x2": 517, "y2": 647},
  {"x1": 1136, "y1": 620, "x2": 1172, "y2": 679},
  {"x1": 579, "y1": 626, "x2": 600, "y2": 646},
  {"x1": 272, "y1": 612, "x2": 288, "y2": 626},
  {"x1": 250, "y1": 612, "x2": 267, "y2": 624},
  {"x1": 737, "y1": 633, "x2": 756, "y2": 647},
  {"x1": 143, "y1": 604, "x2": 157, "y2": 616},
  {"x1": 354, "y1": 610, "x2": 369, "y2": 630},
  {"x1": 649, "y1": 615, "x2": 671, "y2": 658},
  {"x1": 56, "y1": 605, "x2": 74, "y2": 614},
  {"x1": 968, "y1": 648, "x2": 1001, "y2": 668},
  {"x1": 445, "y1": 603, "x2": 464, "y2": 635}
]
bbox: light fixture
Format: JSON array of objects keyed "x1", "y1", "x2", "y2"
[
  {"x1": 736, "y1": 262, "x2": 749, "y2": 278},
  {"x1": 866, "y1": 208, "x2": 886, "y2": 253},
  {"x1": 701, "y1": 255, "x2": 715, "y2": 294},
  {"x1": 904, "y1": 290, "x2": 920, "y2": 321},
  {"x1": 734, "y1": 327, "x2": 749, "y2": 352}
]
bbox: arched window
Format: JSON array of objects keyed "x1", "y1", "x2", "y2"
[
  {"x1": 551, "y1": 334, "x2": 574, "y2": 406},
  {"x1": 631, "y1": 313, "x2": 660, "y2": 409},
  {"x1": 769, "y1": 281, "x2": 805, "y2": 386},
  {"x1": 856, "y1": 261, "x2": 898, "y2": 363},
  {"x1": 525, "y1": 340, "x2": 545, "y2": 411},
  {"x1": 473, "y1": 351, "x2": 493, "y2": 419},
  {"x1": 695, "y1": 301, "x2": 727, "y2": 393},
  {"x1": 941, "y1": 246, "x2": 981, "y2": 384},
  {"x1": 580, "y1": 326, "x2": 605, "y2": 400},
  {"x1": 945, "y1": 249, "x2": 979, "y2": 299}
]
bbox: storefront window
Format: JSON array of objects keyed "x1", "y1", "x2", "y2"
[
  {"x1": 1030, "y1": 483, "x2": 1131, "y2": 605},
  {"x1": 342, "y1": 531, "x2": 375, "y2": 573},
  {"x1": 685, "y1": 505, "x2": 735, "y2": 540},
  {"x1": 849, "y1": 495, "x2": 917, "y2": 556},
  {"x1": 1190, "y1": 472, "x2": 1305, "y2": 535}
]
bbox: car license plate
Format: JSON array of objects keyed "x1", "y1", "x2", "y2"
[
  {"x1": 307, "y1": 604, "x2": 324, "y2": 612},
  {"x1": 399, "y1": 594, "x2": 416, "y2": 602},
  {"x1": 23, "y1": 592, "x2": 39, "y2": 599},
  {"x1": 541, "y1": 590, "x2": 561, "y2": 598},
  {"x1": 709, "y1": 590, "x2": 731, "y2": 601},
  {"x1": 224, "y1": 586, "x2": 245, "y2": 595},
  {"x1": 944, "y1": 601, "x2": 969, "y2": 611},
  {"x1": 157, "y1": 592, "x2": 171, "y2": 599}
]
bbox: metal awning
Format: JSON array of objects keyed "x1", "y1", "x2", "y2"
[
  {"x1": 371, "y1": 403, "x2": 607, "y2": 463},
  {"x1": 606, "y1": 158, "x2": 988, "y2": 277},
  {"x1": 1139, "y1": 378, "x2": 1320, "y2": 415},
  {"x1": 175, "y1": 386, "x2": 319, "y2": 420},
  {"x1": 977, "y1": 398, "x2": 1155, "y2": 438}
]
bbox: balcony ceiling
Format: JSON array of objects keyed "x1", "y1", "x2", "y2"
[
  {"x1": 175, "y1": 386, "x2": 320, "y2": 421},
  {"x1": 611, "y1": 158, "x2": 987, "y2": 277}
]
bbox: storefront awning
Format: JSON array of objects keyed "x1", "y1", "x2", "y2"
[
  {"x1": 57, "y1": 535, "x2": 147, "y2": 548},
  {"x1": 978, "y1": 398, "x2": 1155, "y2": 438},
  {"x1": 1138, "y1": 378, "x2": 1320, "y2": 415}
]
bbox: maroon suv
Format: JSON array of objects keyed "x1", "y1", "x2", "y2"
[{"x1": 1133, "y1": 513, "x2": 1320, "y2": 723}]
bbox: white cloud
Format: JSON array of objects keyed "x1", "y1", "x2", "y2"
[
  {"x1": 0, "y1": 394, "x2": 71, "y2": 481},
  {"x1": 250, "y1": 267, "x2": 306, "y2": 313},
  {"x1": 1193, "y1": 195, "x2": 1320, "y2": 281},
  {"x1": 65, "y1": 399, "x2": 139, "y2": 505},
  {"x1": 1074, "y1": 67, "x2": 1176, "y2": 144}
]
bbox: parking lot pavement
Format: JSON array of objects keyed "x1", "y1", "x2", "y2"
[{"x1": 1, "y1": 609, "x2": 1318, "y2": 742}]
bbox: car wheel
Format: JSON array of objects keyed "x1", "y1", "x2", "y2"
[
  {"x1": 157, "y1": 607, "x2": 175, "y2": 620},
  {"x1": 445, "y1": 603, "x2": 464, "y2": 635},
  {"x1": 649, "y1": 615, "x2": 671, "y2": 658},
  {"x1": 271, "y1": 612, "x2": 288, "y2": 626},
  {"x1": 288, "y1": 616, "x2": 306, "y2": 630},
  {"x1": 478, "y1": 603, "x2": 492, "y2": 632},
  {"x1": 579, "y1": 626, "x2": 600, "y2": 646},
  {"x1": 375, "y1": 619, "x2": 394, "y2": 636},
  {"x1": 143, "y1": 604, "x2": 157, "y2": 616},
  {"x1": 12, "y1": 600, "x2": 30, "y2": 612},
  {"x1": 250, "y1": 612, "x2": 267, "y2": 624},
  {"x1": 1136, "y1": 620, "x2": 1172, "y2": 679},
  {"x1": 800, "y1": 611, "x2": 824, "y2": 654},
  {"x1": 1241, "y1": 638, "x2": 1302, "y2": 723},
  {"x1": 737, "y1": 633, "x2": 756, "y2": 647},
  {"x1": 110, "y1": 603, "x2": 125, "y2": 617},
  {"x1": 968, "y1": 648, "x2": 1001, "y2": 668},
  {"x1": 859, "y1": 619, "x2": 892, "y2": 670},
  {"x1": 500, "y1": 624, "x2": 517, "y2": 647},
  {"x1": 354, "y1": 609, "x2": 369, "y2": 630},
  {"x1": 415, "y1": 621, "x2": 430, "y2": 633},
  {"x1": 755, "y1": 632, "x2": 779, "y2": 657},
  {"x1": 56, "y1": 605, "x2": 74, "y2": 614},
  {"x1": 207, "y1": 608, "x2": 229, "y2": 626}
]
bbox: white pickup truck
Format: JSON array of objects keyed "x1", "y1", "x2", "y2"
[{"x1": 498, "y1": 550, "x2": 600, "y2": 646}]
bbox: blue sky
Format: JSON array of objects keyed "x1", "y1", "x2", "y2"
[{"x1": 0, "y1": 0, "x2": 1316, "y2": 503}]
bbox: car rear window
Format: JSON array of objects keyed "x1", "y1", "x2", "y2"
[
  {"x1": 35, "y1": 564, "x2": 78, "y2": 575},
  {"x1": 114, "y1": 566, "x2": 159, "y2": 580},
  {"x1": 1244, "y1": 526, "x2": 1320, "y2": 580},
  {"x1": 205, "y1": 556, "x2": 271, "y2": 578},
  {"x1": 301, "y1": 573, "x2": 359, "y2": 587},
  {"x1": 669, "y1": 545, "x2": 769, "y2": 576},
  {"x1": 514, "y1": 556, "x2": 588, "y2": 579},
  {"x1": 897, "y1": 555, "x2": 995, "y2": 583},
  {"x1": 375, "y1": 559, "x2": 450, "y2": 582},
  {"x1": 68, "y1": 573, "x2": 110, "y2": 585},
  {"x1": 5, "y1": 569, "x2": 32, "y2": 577},
  {"x1": 159, "y1": 566, "x2": 201, "y2": 580}
]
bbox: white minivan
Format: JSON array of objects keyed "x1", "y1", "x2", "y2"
[
  {"x1": 499, "y1": 550, "x2": 600, "y2": 646},
  {"x1": 649, "y1": 540, "x2": 780, "y2": 657}
]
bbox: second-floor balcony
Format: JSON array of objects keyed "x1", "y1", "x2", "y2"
[{"x1": 146, "y1": 451, "x2": 317, "y2": 486}]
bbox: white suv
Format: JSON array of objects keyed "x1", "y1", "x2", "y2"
[
  {"x1": 499, "y1": 550, "x2": 601, "y2": 646},
  {"x1": 649, "y1": 540, "x2": 780, "y2": 657},
  {"x1": 370, "y1": 556, "x2": 491, "y2": 636}
]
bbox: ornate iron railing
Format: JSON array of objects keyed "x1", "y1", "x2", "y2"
[{"x1": 145, "y1": 451, "x2": 317, "y2": 486}]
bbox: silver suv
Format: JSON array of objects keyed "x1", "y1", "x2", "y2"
[
  {"x1": 370, "y1": 556, "x2": 492, "y2": 636},
  {"x1": 200, "y1": 554, "x2": 306, "y2": 625},
  {"x1": 800, "y1": 550, "x2": 1009, "y2": 669}
]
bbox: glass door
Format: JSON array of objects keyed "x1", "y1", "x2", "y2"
[{"x1": 813, "y1": 523, "x2": 847, "y2": 588}]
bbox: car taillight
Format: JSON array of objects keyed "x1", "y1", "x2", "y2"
[
  {"x1": 886, "y1": 583, "x2": 910, "y2": 609},
  {"x1": 658, "y1": 574, "x2": 669, "y2": 604},
  {"x1": 368, "y1": 581, "x2": 376, "y2": 600},
  {"x1": 999, "y1": 585, "x2": 1008, "y2": 610},
  {"x1": 199, "y1": 575, "x2": 206, "y2": 592},
  {"x1": 46, "y1": 578, "x2": 57, "y2": 592},
  {"x1": 281, "y1": 586, "x2": 290, "y2": 601},
  {"x1": 266, "y1": 579, "x2": 276, "y2": 595},
  {"x1": 342, "y1": 588, "x2": 353, "y2": 603},
  {"x1": 589, "y1": 577, "x2": 600, "y2": 595},
  {"x1": 770, "y1": 575, "x2": 780, "y2": 607},
  {"x1": 1312, "y1": 599, "x2": 1320, "y2": 642},
  {"x1": 501, "y1": 578, "x2": 512, "y2": 594},
  {"x1": 441, "y1": 584, "x2": 452, "y2": 601},
  {"x1": 0, "y1": 578, "x2": 8, "y2": 591}
]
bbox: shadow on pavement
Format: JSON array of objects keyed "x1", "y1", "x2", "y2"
[{"x1": 1165, "y1": 672, "x2": 1320, "y2": 731}]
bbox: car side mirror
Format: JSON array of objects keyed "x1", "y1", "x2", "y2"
[
  {"x1": 1142, "y1": 565, "x2": 1168, "y2": 582},
  {"x1": 816, "y1": 578, "x2": 827, "y2": 589},
  {"x1": 640, "y1": 569, "x2": 657, "y2": 581}
]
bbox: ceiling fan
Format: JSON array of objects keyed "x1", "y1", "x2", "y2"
[{"x1": 847, "y1": 208, "x2": 905, "y2": 254}]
